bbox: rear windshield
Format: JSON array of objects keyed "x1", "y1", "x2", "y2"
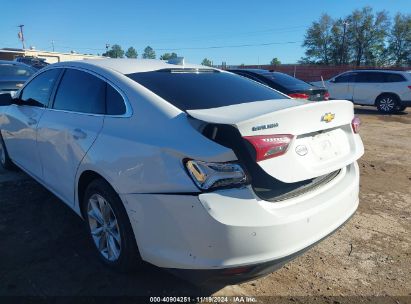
[
  {"x1": 126, "y1": 69, "x2": 286, "y2": 111},
  {"x1": 0, "y1": 63, "x2": 34, "y2": 77},
  {"x1": 262, "y1": 72, "x2": 312, "y2": 90}
]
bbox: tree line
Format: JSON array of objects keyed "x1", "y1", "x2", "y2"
[
  {"x1": 103, "y1": 45, "x2": 180, "y2": 60},
  {"x1": 103, "y1": 45, "x2": 220, "y2": 67},
  {"x1": 301, "y1": 7, "x2": 410, "y2": 66}
]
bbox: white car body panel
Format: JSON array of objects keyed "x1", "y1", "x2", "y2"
[
  {"x1": 0, "y1": 59, "x2": 364, "y2": 277},
  {"x1": 37, "y1": 110, "x2": 104, "y2": 206},
  {"x1": 2, "y1": 104, "x2": 44, "y2": 178},
  {"x1": 189, "y1": 100, "x2": 364, "y2": 183},
  {"x1": 125, "y1": 162, "x2": 359, "y2": 269}
]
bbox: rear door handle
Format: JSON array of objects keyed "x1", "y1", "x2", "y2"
[
  {"x1": 27, "y1": 118, "x2": 37, "y2": 126},
  {"x1": 72, "y1": 128, "x2": 87, "y2": 140}
]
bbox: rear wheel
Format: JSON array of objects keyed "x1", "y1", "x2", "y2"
[
  {"x1": 0, "y1": 132, "x2": 14, "y2": 170},
  {"x1": 83, "y1": 178, "x2": 143, "y2": 272},
  {"x1": 376, "y1": 94, "x2": 399, "y2": 113}
]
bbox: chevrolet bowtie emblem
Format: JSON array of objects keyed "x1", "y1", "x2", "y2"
[{"x1": 321, "y1": 112, "x2": 335, "y2": 123}]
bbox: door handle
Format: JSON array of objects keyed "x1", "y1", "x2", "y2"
[
  {"x1": 72, "y1": 128, "x2": 87, "y2": 140},
  {"x1": 27, "y1": 118, "x2": 37, "y2": 126}
]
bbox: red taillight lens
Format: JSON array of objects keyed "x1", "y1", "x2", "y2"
[
  {"x1": 243, "y1": 134, "x2": 294, "y2": 162},
  {"x1": 288, "y1": 93, "x2": 309, "y2": 99},
  {"x1": 408, "y1": 86, "x2": 411, "y2": 90},
  {"x1": 352, "y1": 116, "x2": 361, "y2": 134},
  {"x1": 324, "y1": 92, "x2": 330, "y2": 100}
]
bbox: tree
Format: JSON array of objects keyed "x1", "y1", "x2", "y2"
[
  {"x1": 387, "y1": 13, "x2": 411, "y2": 66},
  {"x1": 125, "y1": 47, "x2": 138, "y2": 58},
  {"x1": 160, "y1": 52, "x2": 178, "y2": 60},
  {"x1": 142, "y1": 46, "x2": 156, "y2": 59},
  {"x1": 302, "y1": 14, "x2": 335, "y2": 64},
  {"x1": 346, "y1": 7, "x2": 390, "y2": 66},
  {"x1": 201, "y1": 58, "x2": 212, "y2": 66},
  {"x1": 270, "y1": 58, "x2": 281, "y2": 65},
  {"x1": 102, "y1": 44, "x2": 124, "y2": 58}
]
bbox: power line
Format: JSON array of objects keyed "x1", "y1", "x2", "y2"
[{"x1": 154, "y1": 40, "x2": 302, "y2": 51}]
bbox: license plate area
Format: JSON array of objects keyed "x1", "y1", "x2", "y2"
[{"x1": 309, "y1": 128, "x2": 348, "y2": 161}]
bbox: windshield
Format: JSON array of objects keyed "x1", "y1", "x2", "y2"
[
  {"x1": 126, "y1": 69, "x2": 287, "y2": 111},
  {"x1": 0, "y1": 63, "x2": 34, "y2": 77},
  {"x1": 262, "y1": 72, "x2": 312, "y2": 90}
]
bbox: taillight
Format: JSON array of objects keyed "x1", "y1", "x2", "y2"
[
  {"x1": 351, "y1": 116, "x2": 361, "y2": 134},
  {"x1": 288, "y1": 93, "x2": 309, "y2": 99},
  {"x1": 243, "y1": 134, "x2": 294, "y2": 162},
  {"x1": 408, "y1": 86, "x2": 411, "y2": 90},
  {"x1": 324, "y1": 92, "x2": 330, "y2": 100}
]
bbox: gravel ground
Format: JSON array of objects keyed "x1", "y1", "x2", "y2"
[{"x1": 0, "y1": 106, "x2": 410, "y2": 303}]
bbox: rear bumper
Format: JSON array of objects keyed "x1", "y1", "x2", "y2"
[
  {"x1": 123, "y1": 162, "x2": 359, "y2": 282},
  {"x1": 168, "y1": 212, "x2": 354, "y2": 285}
]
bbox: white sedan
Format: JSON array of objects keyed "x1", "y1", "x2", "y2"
[{"x1": 0, "y1": 59, "x2": 364, "y2": 284}]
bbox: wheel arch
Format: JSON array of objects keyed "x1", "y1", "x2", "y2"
[
  {"x1": 76, "y1": 169, "x2": 120, "y2": 219},
  {"x1": 374, "y1": 92, "x2": 401, "y2": 105}
]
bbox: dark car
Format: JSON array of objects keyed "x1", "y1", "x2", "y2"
[
  {"x1": 0, "y1": 60, "x2": 35, "y2": 95},
  {"x1": 229, "y1": 69, "x2": 329, "y2": 101},
  {"x1": 15, "y1": 56, "x2": 49, "y2": 70}
]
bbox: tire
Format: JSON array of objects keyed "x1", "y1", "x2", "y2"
[
  {"x1": 0, "y1": 132, "x2": 14, "y2": 170},
  {"x1": 376, "y1": 94, "x2": 399, "y2": 114},
  {"x1": 83, "y1": 178, "x2": 143, "y2": 272}
]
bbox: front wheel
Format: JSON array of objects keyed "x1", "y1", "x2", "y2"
[
  {"x1": 376, "y1": 94, "x2": 399, "y2": 114},
  {"x1": 83, "y1": 178, "x2": 143, "y2": 272}
]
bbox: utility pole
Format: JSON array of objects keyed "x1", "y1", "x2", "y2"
[
  {"x1": 51, "y1": 40, "x2": 55, "y2": 52},
  {"x1": 105, "y1": 43, "x2": 110, "y2": 53},
  {"x1": 17, "y1": 24, "x2": 25, "y2": 49},
  {"x1": 340, "y1": 21, "x2": 349, "y2": 65}
]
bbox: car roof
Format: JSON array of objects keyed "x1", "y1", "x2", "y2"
[
  {"x1": 345, "y1": 69, "x2": 407, "y2": 74},
  {"x1": 0, "y1": 59, "x2": 25, "y2": 65},
  {"x1": 0, "y1": 59, "x2": 36, "y2": 70},
  {"x1": 51, "y1": 58, "x2": 216, "y2": 75}
]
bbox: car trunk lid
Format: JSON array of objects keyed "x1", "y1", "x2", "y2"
[{"x1": 187, "y1": 99, "x2": 364, "y2": 183}]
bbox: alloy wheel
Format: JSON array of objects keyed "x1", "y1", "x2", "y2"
[
  {"x1": 87, "y1": 193, "x2": 122, "y2": 261},
  {"x1": 379, "y1": 97, "x2": 395, "y2": 112}
]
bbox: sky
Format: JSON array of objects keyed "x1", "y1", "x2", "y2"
[{"x1": 1, "y1": 0, "x2": 410, "y2": 65}]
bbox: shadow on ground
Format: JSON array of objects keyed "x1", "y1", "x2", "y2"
[
  {"x1": 354, "y1": 106, "x2": 408, "y2": 116},
  {"x1": 0, "y1": 175, "x2": 220, "y2": 297}
]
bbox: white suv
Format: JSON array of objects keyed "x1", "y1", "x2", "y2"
[
  {"x1": 313, "y1": 70, "x2": 411, "y2": 113},
  {"x1": 0, "y1": 59, "x2": 363, "y2": 284}
]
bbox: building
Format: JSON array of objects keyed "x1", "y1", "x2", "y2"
[{"x1": 0, "y1": 48, "x2": 104, "y2": 63}]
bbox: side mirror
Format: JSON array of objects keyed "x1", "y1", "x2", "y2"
[{"x1": 0, "y1": 93, "x2": 14, "y2": 106}]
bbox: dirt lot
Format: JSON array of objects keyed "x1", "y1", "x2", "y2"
[{"x1": 0, "y1": 106, "x2": 410, "y2": 303}]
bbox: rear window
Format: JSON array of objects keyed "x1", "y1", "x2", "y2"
[
  {"x1": 384, "y1": 73, "x2": 405, "y2": 82},
  {"x1": 126, "y1": 69, "x2": 286, "y2": 111},
  {"x1": 0, "y1": 63, "x2": 34, "y2": 77},
  {"x1": 260, "y1": 72, "x2": 312, "y2": 90}
]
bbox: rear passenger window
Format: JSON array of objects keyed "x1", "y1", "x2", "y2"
[
  {"x1": 106, "y1": 84, "x2": 126, "y2": 115},
  {"x1": 53, "y1": 69, "x2": 105, "y2": 114},
  {"x1": 384, "y1": 73, "x2": 405, "y2": 82},
  {"x1": 355, "y1": 72, "x2": 385, "y2": 83}
]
